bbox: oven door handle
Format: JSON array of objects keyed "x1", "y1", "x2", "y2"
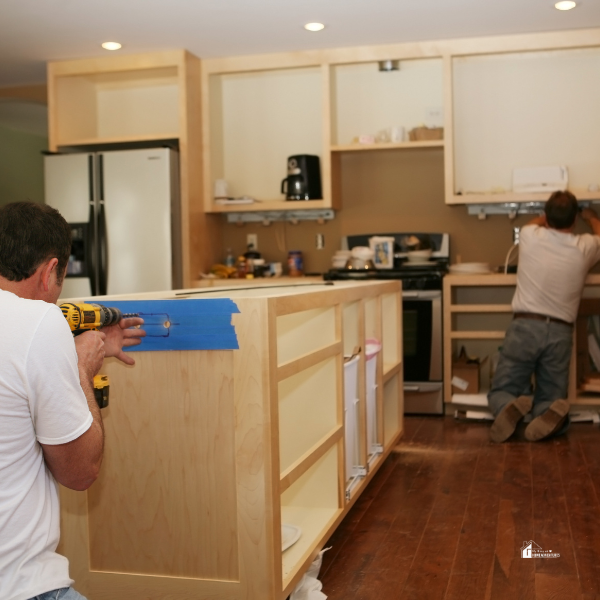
[
  {"x1": 404, "y1": 385, "x2": 421, "y2": 392},
  {"x1": 402, "y1": 290, "x2": 442, "y2": 300}
]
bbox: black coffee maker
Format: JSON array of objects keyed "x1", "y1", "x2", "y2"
[{"x1": 280, "y1": 155, "x2": 322, "y2": 201}]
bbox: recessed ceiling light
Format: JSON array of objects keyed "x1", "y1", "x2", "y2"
[
  {"x1": 101, "y1": 42, "x2": 122, "y2": 51},
  {"x1": 555, "y1": 1, "x2": 577, "y2": 10},
  {"x1": 304, "y1": 22, "x2": 325, "y2": 32}
]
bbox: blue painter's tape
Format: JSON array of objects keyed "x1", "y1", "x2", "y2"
[{"x1": 90, "y1": 298, "x2": 240, "y2": 352}]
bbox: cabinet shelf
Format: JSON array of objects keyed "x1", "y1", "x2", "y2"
[
  {"x1": 279, "y1": 426, "x2": 343, "y2": 493},
  {"x1": 208, "y1": 199, "x2": 330, "y2": 213},
  {"x1": 449, "y1": 331, "x2": 506, "y2": 340},
  {"x1": 383, "y1": 361, "x2": 403, "y2": 384},
  {"x1": 281, "y1": 506, "x2": 342, "y2": 592},
  {"x1": 331, "y1": 140, "x2": 443, "y2": 152},
  {"x1": 449, "y1": 190, "x2": 600, "y2": 205},
  {"x1": 450, "y1": 304, "x2": 513, "y2": 313}
]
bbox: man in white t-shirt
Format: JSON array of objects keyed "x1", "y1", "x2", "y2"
[
  {"x1": 0, "y1": 202, "x2": 145, "y2": 600},
  {"x1": 488, "y1": 191, "x2": 600, "y2": 443}
]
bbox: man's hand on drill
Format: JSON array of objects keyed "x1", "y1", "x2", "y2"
[
  {"x1": 74, "y1": 331, "x2": 106, "y2": 382},
  {"x1": 102, "y1": 317, "x2": 145, "y2": 366}
]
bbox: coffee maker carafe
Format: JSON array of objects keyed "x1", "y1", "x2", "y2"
[{"x1": 281, "y1": 155, "x2": 322, "y2": 201}]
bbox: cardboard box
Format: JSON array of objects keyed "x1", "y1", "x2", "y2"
[
  {"x1": 451, "y1": 347, "x2": 487, "y2": 393},
  {"x1": 409, "y1": 126, "x2": 444, "y2": 141},
  {"x1": 452, "y1": 362, "x2": 481, "y2": 393}
]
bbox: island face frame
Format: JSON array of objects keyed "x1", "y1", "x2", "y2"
[{"x1": 57, "y1": 280, "x2": 403, "y2": 600}]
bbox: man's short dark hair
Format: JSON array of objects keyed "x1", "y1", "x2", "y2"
[
  {"x1": 545, "y1": 191, "x2": 579, "y2": 230},
  {"x1": 0, "y1": 202, "x2": 72, "y2": 283}
]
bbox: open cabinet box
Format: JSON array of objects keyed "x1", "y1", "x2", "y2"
[{"x1": 57, "y1": 281, "x2": 403, "y2": 600}]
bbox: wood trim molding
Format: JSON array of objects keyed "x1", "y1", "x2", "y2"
[
  {"x1": 202, "y1": 27, "x2": 600, "y2": 74},
  {"x1": 279, "y1": 425, "x2": 343, "y2": 493},
  {"x1": 276, "y1": 341, "x2": 342, "y2": 382}
]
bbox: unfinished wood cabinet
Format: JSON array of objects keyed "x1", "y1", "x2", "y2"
[
  {"x1": 58, "y1": 280, "x2": 403, "y2": 600},
  {"x1": 443, "y1": 273, "x2": 600, "y2": 411},
  {"x1": 203, "y1": 65, "x2": 332, "y2": 212},
  {"x1": 201, "y1": 27, "x2": 600, "y2": 212},
  {"x1": 47, "y1": 50, "x2": 221, "y2": 286},
  {"x1": 451, "y1": 46, "x2": 600, "y2": 204}
]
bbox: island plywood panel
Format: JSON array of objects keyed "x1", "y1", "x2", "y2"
[{"x1": 87, "y1": 350, "x2": 239, "y2": 581}]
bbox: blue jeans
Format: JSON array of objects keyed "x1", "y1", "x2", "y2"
[
  {"x1": 30, "y1": 588, "x2": 88, "y2": 600},
  {"x1": 488, "y1": 317, "x2": 572, "y2": 431}
]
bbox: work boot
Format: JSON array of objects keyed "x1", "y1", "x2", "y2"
[
  {"x1": 524, "y1": 399, "x2": 570, "y2": 442},
  {"x1": 490, "y1": 396, "x2": 533, "y2": 443}
]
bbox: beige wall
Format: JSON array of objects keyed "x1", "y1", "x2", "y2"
[{"x1": 219, "y1": 147, "x2": 572, "y2": 275}]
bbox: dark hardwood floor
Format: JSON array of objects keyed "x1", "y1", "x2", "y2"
[{"x1": 319, "y1": 415, "x2": 600, "y2": 600}]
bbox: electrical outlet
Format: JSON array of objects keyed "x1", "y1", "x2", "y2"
[{"x1": 246, "y1": 233, "x2": 258, "y2": 250}]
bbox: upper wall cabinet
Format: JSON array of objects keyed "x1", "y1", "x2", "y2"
[
  {"x1": 205, "y1": 66, "x2": 328, "y2": 212},
  {"x1": 47, "y1": 50, "x2": 221, "y2": 287},
  {"x1": 202, "y1": 28, "x2": 600, "y2": 210},
  {"x1": 331, "y1": 58, "x2": 444, "y2": 149},
  {"x1": 450, "y1": 46, "x2": 600, "y2": 204},
  {"x1": 47, "y1": 52, "x2": 192, "y2": 149}
]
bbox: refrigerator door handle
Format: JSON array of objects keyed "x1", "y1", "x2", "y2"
[
  {"x1": 98, "y1": 201, "x2": 108, "y2": 296},
  {"x1": 98, "y1": 154, "x2": 105, "y2": 202},
  {"x1": 87, "y1": 201, "x2": 97, "y2": 296}
]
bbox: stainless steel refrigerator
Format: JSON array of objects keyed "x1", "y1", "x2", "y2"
[{"x1": 44, "y1": 147, "x2": 182, "y2": 299}]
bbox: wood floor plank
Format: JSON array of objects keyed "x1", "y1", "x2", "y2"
[
  {"x1": 445, "y1": 443, "x2": 506, "y2": 599},
  {"x1": 487, "y1": 443, "x2": 536, "y2": 599},
  {"x1": 530, "y1": 440, "x2": 582, "y2": 600},
  {"x1": 555, "y1": 434, "x2": 600, "y2": 596},
  {"x1": 395, "y1": 421, "x2": 483, "y2": 599},
  {"x1": 321, "y1": 447, "x2": 427, "y2": 595}
]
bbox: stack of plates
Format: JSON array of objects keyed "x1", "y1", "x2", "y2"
[
  {"x1": 449, "y1": 262, "x2": 492, "y2": 275},
  {"x1": 332, "y1": 250, "x2": 351, "y2": 269},
  {"x1": 282, "y1": 524, "x2": 301, "y2": 551}
]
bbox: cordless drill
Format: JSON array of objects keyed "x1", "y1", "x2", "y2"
[{"x1": 59, "y1": 302, "x2": 135, "y2": 408}]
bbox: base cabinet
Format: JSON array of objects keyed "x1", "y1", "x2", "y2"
[
  {"x1": 57, "y1": 281, "x2": 403, "y2": 599},
  {"x1": 443, "y1": 274, "x2": 600, "y2": 410}
]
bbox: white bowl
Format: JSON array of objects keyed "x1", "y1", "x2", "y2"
[
  {"x1": 351, "y1": 246, "x2": 375, "y2": 260},
  {"x1": 406, "y1": 249, "x2": 433, "y2": 263}
]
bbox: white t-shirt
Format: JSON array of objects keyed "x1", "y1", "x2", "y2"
[
  {"x1": 0, "y1": 290, "x2": 92, "y2": 600},
  {"x1": 512, "y1": 225, "x2": 600, "y2": 323}
]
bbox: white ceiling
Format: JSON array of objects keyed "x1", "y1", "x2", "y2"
[{"x1": 0, "y1": 0, "x2": 599, "y2": 87}]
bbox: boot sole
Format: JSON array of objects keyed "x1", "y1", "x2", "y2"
[
  {"x1": 525, "y1": 399, "x2": 570, "y2": 442},
  {"x1": 490, "y1": 396, "x2": 533, "y2": 443}
]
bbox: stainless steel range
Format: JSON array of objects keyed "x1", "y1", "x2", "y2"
[{"x1": 324, "y1": 232, "x2": 449, "y2": 415}]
